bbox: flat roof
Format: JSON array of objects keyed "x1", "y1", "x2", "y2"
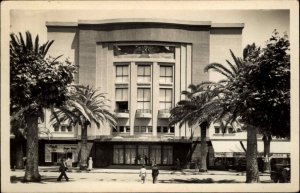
[
  {"x1": 211, "y1": 23, "x2": 244, "y2": 28},
  {"x1": 46, "y1": 19, "x2": 244, "y2": 29}
]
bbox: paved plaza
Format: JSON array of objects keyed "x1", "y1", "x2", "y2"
[
  {"x1": 5, "y1": 168, "x2": 291, "y2": 192},
  {"x1": 6, "y1": 167, "x2": 273, "y2": 191},
  {"x1": 10, "y1": 167, "x2": 273, "y2": 184}
]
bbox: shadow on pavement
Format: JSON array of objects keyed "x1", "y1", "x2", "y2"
[
  {"x1": 11, "y1": 175, "x2": 72, "y2": 184},
  {"x1": 159, "y1": 178, "x2": 241, "y2": 184}
]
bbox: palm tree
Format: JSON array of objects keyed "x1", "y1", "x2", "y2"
[
  {"x1": 51, "y1": 85, "x2": 117, "y2": 169},
  {"x1": 170, "y1": 84, "x2": 222, "y2": 172},
  {"x1": 205, "y1": 46, "x2": 261, "y2": 183},
  {"x1": 10, "y1": 31, "x2": 54, "y2": 182}
]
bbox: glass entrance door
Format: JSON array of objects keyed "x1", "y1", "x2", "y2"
[
  {"x1": 125, "y1": 145, "x2": 136, "y2": 164},
  {"x1": 137, "y1": 145, "x2": 149, "y2": 165}
]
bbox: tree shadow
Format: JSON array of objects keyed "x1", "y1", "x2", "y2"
[
  {"x1": 11, "y1": 175, "x2": 73, "y2": 184},
  {"x1": 159, "y1": 178, "x2": 241, "y2": 184}
]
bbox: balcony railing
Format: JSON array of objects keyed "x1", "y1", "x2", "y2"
[
  {"x1": 136, "y1": 109, "x2": 152, "y2": 118},
  {"x1": 158, "y1": 109, "x2": 171, "y2": 119},
  {"x1": 114, "y1": 109, "x2": 130, "y2": 118},
  {"x1": 115, "y1": 109, "x2": 129, "y2": 113}
]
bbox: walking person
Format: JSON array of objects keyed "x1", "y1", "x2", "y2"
[
  {"x1": 57, "y1": 158, "x2": 69, "y2": 181},
  {"x1": 151, "y1": 164, "x2": 159, "y2": 184},
  {"x1": 139, "y1": 165, "x2": 147, "y2": 184},
  {"x1": 88, "y1": 157, "x2": 93, "y2": 171}
]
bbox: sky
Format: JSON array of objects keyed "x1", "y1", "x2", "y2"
[{"x1": 10, "y1": 9, "x2": 290, "y2": 49}]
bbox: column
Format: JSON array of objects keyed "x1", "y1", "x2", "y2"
[
  {"x1": 152, "y1": 62, "x2": 159, "y2": 136},
  {"x1": 130, "y1": 62, "x2": 137, "y2": 136}
]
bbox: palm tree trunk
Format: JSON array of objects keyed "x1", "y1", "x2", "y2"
[
  {"x1": 80, "y1": 123, "x2": 88, "y2": 170},
  {"x1": 15, "y1": 134, "x2": 24, "y2": 169},
  {"x1": 263, "y1": 134, "x2": 271, "y2": 173},
  {"x1": 199, "y1": 122, "x2": 208, "y2": 172},
  {"x1": 23, "y1": 114, "x2": 41, "y2": 182},
  {"x1": 246, "y1": 125, "x2": 259, "y2": 183}
]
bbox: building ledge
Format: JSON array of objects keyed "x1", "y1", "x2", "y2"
[
  {"x1": 46, "y1": 22, "x2": 78, "y2": 27},
  {"x1": 78, "y1": 18, "x2": 211, "y2": 26},
  {"x1": 158, "y1": 109, "x2": 171, "y2": 119},
  {"x1": 136, "y1": 109, "x2": 152, "y2": 118},
  {"x1": 115, "y1": 110, "x2": 130, "y2": 118},
  {"x1": 211, "y1": 23, "x2": 244, "y2": 28}
]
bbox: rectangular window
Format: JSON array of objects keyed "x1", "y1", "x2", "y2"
[
  {"x1": 148, "y1": 126, "x2": 153, "y2": 133},
  {"x1": 137, "y1": 88, "x2": 151, "y2": 110},
  {"x1": 113, "y1": 145, "x2": 124, "y2": 164},
  {"x1": 125, "y1": 145, "x2": 136, "y2": 165},
  {"x1": 67, "y1": 126, "x2": 72, "y2": 132},
  {"x1": 119, "y1": 126, "x2": 125, "y2": 133},
  {"x1": 116, "y1": 65, "x2": 129, "y2": 83},
  {"x1": 150, "y1": 145, "x2": 161, "y2": 165},
  {"x1": 163, "y1": 126, "x2": 169, "y2": 133},
  {"x1": 159, "y1": 88, "x2": 172, "y2": 110},
  {"x1": 61, "y1": 126, "x2": 66, "y2": 132},
  {"x1": 115, "y1": 88, "x2": 129, "y2": 112},
  {"x1": 162, "y1": 146, "x2": 173, "y2": 165},
  {"x1": 134, "y1": 126, "x2": 140, "y2": 133},
  {"x1": 137, "y1": 65, "x2": 151, "y2": 83},
  {"x1": 170, "y1": 127, "x2": 175, "y2": 133},
  {"x1": 215, "y1": 127, "x2": 220, "y2": 134},
  {"x1": 140, "y1": 126, "x2": 147, "y2": 133},
  {"x1": 54, "y1": 125, "x2": 59, "y2": 132},
  {"x1": 160, "y1": 65, "x2": 173, "y2": 83},
  {"x1": 126, "y1": 126, "x2": 130, "y2": 133},
  {"x1": 157, "y1": 126, "x2": 162, "y2": 133}
]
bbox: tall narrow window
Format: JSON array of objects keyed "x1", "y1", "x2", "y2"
[
  {"x1": 137, "y1": 65, "x2": 151, "y2": 83},
  {"x1": 162, "y1": 146, "x2": 173, "y2": 165},
  {"x1": 137, "y1": 88, "x2": 151, "y2": 112},
  {"x1": 115, "y1": 88, "x2": 128, "y2": 113},
  {"x1": 160, "y1": 65, "x2": 173, "y2": 83},
  {"x1": 113, "y1": 145, "x2": 124, "y2": 164},
  {"x1": 116, "y1": 65, "x2": 129, "y2": 83},
  {"x1": 159, "y1": 88, "x2": 172, "y2": 110}
]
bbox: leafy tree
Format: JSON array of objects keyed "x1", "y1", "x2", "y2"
[
  {"x1": 205, "y1": 31, "x2": 290, "y2": 183},
  {"x1": 243, "y1": 31, "x2": 290, "y2": 173},
  {"x1": 10, "y1": 31, "x2": 76, "y2": 182},
  {"x1": 51, "y1": 85, "x2": 117, "y2": 169}
]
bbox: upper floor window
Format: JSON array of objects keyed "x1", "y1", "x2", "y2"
[
  {"x1": 134, "y1": 126, "x2": 152, "y2": 133},
  {"x1": 159, "y1": 88, "x2": 172, "y2": 110},
  {"x1": 215, "y1": 127, "x2": 220, "y2": 134},
  {"x1": 137, "y1": 88, "x2": 151, "y2": 110},
  {"x1": 113, "y1": 126, "x2": 130, "y2": 133},
  {"x1": 115, "y1": 88, "x2": 129, "y2": 112},
  {"x1": 160, "y1": 65, "x2": 173, "y2": 84},
  {"x1": 116, "y1": 65, "x2": 129, "y2": 83},
  {"x1": 53, "y1": 124, "x2": 73, "y2": 133},
  {"x1": 113, "y1": 45, "x2": 175, "y2": 59},
  {"x1": 157, "y1": 126, "x2": 174, "y2": 134},
  {"x1": 137, "y1": 65, "x2": 151, "y2": 83}
]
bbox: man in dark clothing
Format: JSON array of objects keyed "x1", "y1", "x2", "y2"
[
  {"x1": 57, "y1": 158, "x2": 69, "y2": 181},
  {"x1": 151, "y1": 164, "x2": 159, "y2": 184}
]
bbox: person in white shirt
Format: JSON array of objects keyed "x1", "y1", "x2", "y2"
[{"x1": 139, "y1": 165, "x2": 147, "y2": 184}]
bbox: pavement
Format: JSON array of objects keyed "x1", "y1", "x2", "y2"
[
  {"x1": 5, "y1": 168, "x2": 287, "y2": 192},
  {"x1": 36, "y1": 166, "x2": 270, "y2": 176}
]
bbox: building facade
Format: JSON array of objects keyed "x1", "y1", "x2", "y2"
[{"x1": 12, "y1": 19, "x2": 289, "y2": 169}]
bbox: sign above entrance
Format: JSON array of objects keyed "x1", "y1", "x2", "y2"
[{"x1": 113, "y1": 45, "x2": 175, "y2": 59}]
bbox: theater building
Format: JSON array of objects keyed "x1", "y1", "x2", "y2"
[{"x1": 22, "y1": 18, "x2": 289, "y2": 169}]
